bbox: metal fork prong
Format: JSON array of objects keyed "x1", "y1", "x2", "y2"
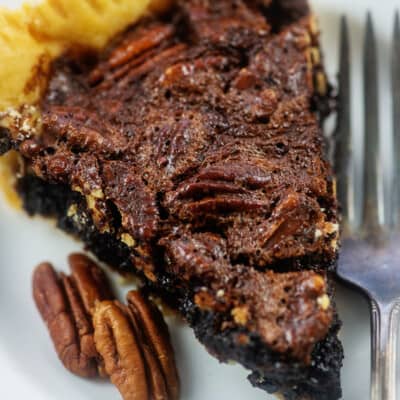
[
  {"x1": 338, "y1": 13, "x2": 400, "y2": 400},
  {"x1": 362, "y1": 13, "x2": 382, "y2": 236},
  {"x1": 335, "y1": 16, "x2": 353, "y2": 232},
  {"x1": 393, "y1": 11, "x2": 400, "y2": 227}
]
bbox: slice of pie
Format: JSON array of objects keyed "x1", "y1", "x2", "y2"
[{"x1": 0, "y1": 0, "x2": 343, "y2": 399}]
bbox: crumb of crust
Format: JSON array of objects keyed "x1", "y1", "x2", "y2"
[
  {"x1": 121, "y1": 233, "x2": 136, "y2": 248},
  {"x1": 317, "y1": 294, "x2": 331, "y2": 311},
  {"x1": 231, "y1": 306, "x2": 250, "y2": 326},
  {"x1": 0, "y1": 105, "x2": 42, "y2": 139},
  {"x1": 315, "y1": 220, "x2": 340, "y2": 250},
  {"x1": 67, "y1": 204, "x2": 78, "y2": 217}
]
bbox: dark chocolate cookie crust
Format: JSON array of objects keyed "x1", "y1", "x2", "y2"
[{"x1": 18, "y1": 175, "x2": 342, "y2": 400}]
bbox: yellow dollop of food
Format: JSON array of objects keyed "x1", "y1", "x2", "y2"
[
  {"x1": 0, "y1": 8, "x2": 57, "y2": 109},
  {"x1": 24, "y1": 0, "x2": 153, "y2": 49}
]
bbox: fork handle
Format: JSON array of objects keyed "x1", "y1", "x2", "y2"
[{"x1": 370, "y1": 299, "x2": 400, "y2": 400}]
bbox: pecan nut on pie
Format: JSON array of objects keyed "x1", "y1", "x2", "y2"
[{"x1": 0, "y1": 1, "x2": 343, "y2": 399}]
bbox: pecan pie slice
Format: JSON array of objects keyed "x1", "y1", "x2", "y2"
[{"x1": 1, "y1": 1, "x2": 343, "y2": 399}]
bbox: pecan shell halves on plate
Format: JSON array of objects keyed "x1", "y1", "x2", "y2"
[{"x1": 32, "y1": 254, "x2": 114, "y2": 378}]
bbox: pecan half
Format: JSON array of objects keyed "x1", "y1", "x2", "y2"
[
  {"x1": 109, "y1": 25, "x2": 175, "y2": 68},
  {"x1": 93, "y1": 301, "x2": 149, "y2": 400},
  {"x1": 32, "y1": 254, "x2": 114, "y2": 378},
  {"x1": 88, "y1": 23, "x2": 182, "y2": 90},
  {"x1": 127, "y1": 291, "x2": 180, "y2": 400},
  {"x1": 93, "y1": 292, "x2": 180, "y2": 400},
  {"x1": 68, "y1": 253, "x2": 114, "y2": 314},
  {"x1": 33, "y1": 255, "x2": 179, "y2": 399}
]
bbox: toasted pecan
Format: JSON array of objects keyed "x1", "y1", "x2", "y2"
[
  {"x1": 68, "y1": 253, "x2": 114, "y2": 314},
  {"x1": 33, "y1": 256, "x2": 180, "y2": 399},
  {"x1": 33, "y1": 262, "x2": 99, "y2": 377},
  {"x1": 93, "y1": 301, "x2": 149, "y2": 400},
  {"x1": 32, "y1": 254, "x2": 113, "y2": 377},
  {"x1": 127, "y1": 291, "x2": 180, "y2": 400}
]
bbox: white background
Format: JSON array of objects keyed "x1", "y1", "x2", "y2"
[{"x1": 0, "y1": 0, "x2": 398, "y2": 399}]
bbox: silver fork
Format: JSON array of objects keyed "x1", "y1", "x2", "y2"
[{"x1": 335, "y1": 12, "x2": 400, "y2": 400}]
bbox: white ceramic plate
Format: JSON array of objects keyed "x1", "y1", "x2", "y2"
[{"x1": 0, "y1": 0, "x2": 398, "y2": 399}]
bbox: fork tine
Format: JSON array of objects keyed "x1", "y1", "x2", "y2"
[
  {"x1": 393, "y1": 11, "x2": 400, "y2": 226},
  {"x1": 335, "y1": 16, "x2": 353, "y2": 231},
  {"x1": 362, "y1": 12, "x2": 382, "y2": 236}
]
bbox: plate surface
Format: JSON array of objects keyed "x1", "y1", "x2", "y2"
[{"x1": 0, "y1": 0, "x2": 398, "y2": 399}]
